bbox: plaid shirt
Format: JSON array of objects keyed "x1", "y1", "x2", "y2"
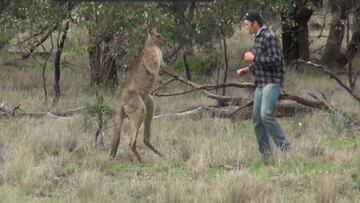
[{"x1": 249, "y1": 26, "x2": 284, "y2": 87}]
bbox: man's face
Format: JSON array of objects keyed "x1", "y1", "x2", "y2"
[{"x1": 242, "y1": 19, "x2": 258, "y2": 35}]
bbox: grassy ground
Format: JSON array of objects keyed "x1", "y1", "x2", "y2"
[
  {"x1": 0, "y1": 56, "x2": 359, "y2": 203},
  {"x1": 0, "y1": 18, "x2": 359, "y2": 202}
]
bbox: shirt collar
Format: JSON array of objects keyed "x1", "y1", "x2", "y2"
[{"x1": 256, "y1": 26, "x2": 266, "y2": 36}]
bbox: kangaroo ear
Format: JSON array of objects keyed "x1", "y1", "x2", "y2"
[
  {"x1": 148, "y1": 26, "x2": 157, "y2": 34},
  {"x1": 148, "y1": 26, "x2": 154, "y2": 34}
]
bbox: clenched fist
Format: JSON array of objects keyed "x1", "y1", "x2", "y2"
[
  {"x1": 236, "y1": 67, "x2": 250, "y2": 77},
  {"x1": 243, "y1": 51, "x2": 255, "y2": 61}
]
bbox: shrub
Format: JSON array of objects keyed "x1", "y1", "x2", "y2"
[
  {"x1": 173, "y1": 55, "x2": 216, "y2": 76},
  {"x1": 0, "y1": 32, "x2": 12, "y2": 50}
]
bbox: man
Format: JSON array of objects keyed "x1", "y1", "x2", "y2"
[{"x1": 236, "y1": 11, "x2": 290, "y2": 159}]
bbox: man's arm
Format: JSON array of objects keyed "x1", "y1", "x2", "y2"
[{"x1": 236, "y1": 66, "x2": 250, "y2": 77}]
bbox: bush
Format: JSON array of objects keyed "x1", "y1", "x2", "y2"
[
  {"x1": 84, "y1": 92, "x2": 115, "y2": 127},
  {"x1": 173, "y1": 55, "x2": 216, "y2": 76},
  {"x1": 0, "y1": 32, "x2": 12, "y2": 50}
]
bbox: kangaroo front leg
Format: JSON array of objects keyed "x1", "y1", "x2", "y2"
[
  {"x1": 143, "y1": 95, "x2": 163, "y2": 157},
  {"x1": 159, "y1": 63, "x2": 176, "y2": 76}
]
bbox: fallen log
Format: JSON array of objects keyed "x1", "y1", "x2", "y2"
[
  {"x1": 158, "y1": 71, "x2": 336, "y2": 113},
  {"x1": 0, "y1": 106, "x2": 87, "y2": 119},
  {"x1": 202, "y1": 91, "x2": 251, "y2": 106},
  {"x1": 153, "y1": 102, "x2": 313, "y2": 121},
  {"x1": 200, "y1": 89, "x2": 333, "y2": 113}
]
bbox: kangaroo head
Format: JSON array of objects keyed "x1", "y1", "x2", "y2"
[{"x1": 147, "y1": 27, "x2": 166, "y2": 45}]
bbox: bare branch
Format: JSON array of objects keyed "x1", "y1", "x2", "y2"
[
  {"x1": 229, "y1": 101, "x2": 254, "y2": 117},
  {"x1": 315, "y1": 88, "x2": 328, "y2": 101},
  {"x1": 154, "y1": 71, "x2": 254, "y2": 97},
  {"x1": 202, "y1": 91, "x2": 250, "y2": 106},
  {"x1": 158, "y1": 66, "x2": 340, "y2": 113},
  {"x1": 22, "y1": 23, "x2": 59, "y2": 59},
  {"x1": 153, "y1": 103, "x2": 313, "y2": 121},
  {"x1": 296, "y1": 59, "x2": 360, "y2": 102},
  {"x1": 280, "y1": 91, "x2": 333, "y2": 112},
  {"x1": 311, "y1": 44, "x2": 326, "y2": 53},
  {"x1": 203, "y1": 89, "x2": 335, "y2": 113},
  {"x1": 0, "y1": 106, "x2": 87, "y2": 119},
  {"x1": 152, "y1": 88, "x2": 196, "y2": 97},
  {"x1": 7, "y1": 29, "x2": 46, "y2": 49},
  {"x1": 152, "y1": 78, "x2": 176, "y2": 93}
]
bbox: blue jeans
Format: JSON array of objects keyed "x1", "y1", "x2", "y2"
[{"x1": 253, "y1": 83, "x2": 290, "y2": 156}]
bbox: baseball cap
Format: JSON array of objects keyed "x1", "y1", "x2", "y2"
[{"x1": 244, "y1": 11, "x2": 264, "y2": 24}]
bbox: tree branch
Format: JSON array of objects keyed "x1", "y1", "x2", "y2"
[
  {"x1": 202, "y1": 91, "x2": 250, "y2": 106},
  {"x1": 296, "y1": 59, "x2": 360, "y2": 102},
  {"x1": 153, "y1": 103, "x2": 313, "y2": 121},
  {"x1": 158, "y1": 67, "x2": 342, "y2": 114},
  {"x1": 21, "y1": 23, "x2": 59, "y2": 59},
  {"x1": 0, "y1": 105, "x2": 86, "y2": 119}
]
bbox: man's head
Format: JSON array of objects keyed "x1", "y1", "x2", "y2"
[{"x1": 242, "y1": 11, "x2": 264, "y2": 35}]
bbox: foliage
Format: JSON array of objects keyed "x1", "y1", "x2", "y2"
[
  {"x1": 0, "y1": 31, "x2": 11, "y2": 50},
  {"x1": 173, "y1": 55, "x2": 216, "y2": 75},
  {"x1": 0, "y1": 0, "x2": 63, "y2": 34},
  {"x1": 156, "y1": 0, "x2": 249, "y2": 48},
  {"x1": 72, "y1": 1, "x2": 253, "y2": 72},
  {"x1": 0, "y1": 0, "x2": 267, "y2": 73},
  {"x1": 269, "y1": 0, "x2": 321, "y2": 26},
  {"x1": 84, "y1": 92, "x2": 115, "y2": 128}
]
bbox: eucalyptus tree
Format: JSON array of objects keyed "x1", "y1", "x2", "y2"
[
  {"x1": 155, "y1": 0, "x2": 250, "y2": 97},
  {"x1": 0, "y1": 0, "x2": 74, "y2": 106},
  {"x1": 321, "y1": 0, "x2": 358, "y2": 66},
  {"x1": 266, "y1": 0, "x2": 322, "y2": 63},
  {"x1": 74, "y1": 2, "x2": 149, "y2": 89},
  {"x1": 75, "y1": 0, "x2": 248, "y2": 90}
]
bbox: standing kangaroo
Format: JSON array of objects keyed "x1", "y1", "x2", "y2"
[{"x1": 110, "y1": 28, "x2": 168, "y2": 161}]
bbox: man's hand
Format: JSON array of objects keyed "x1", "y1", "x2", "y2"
[
  {"x1": 243, "y1": 51, "x2": 255, "y2": 61},
  {"x1": 236, "y1": 67, "x2": 250, "y2": 77}
]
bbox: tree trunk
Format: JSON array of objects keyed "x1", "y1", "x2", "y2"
[
  {"x1": 22, "y1": 23, "x2": 59, "y2": 59},
  {"x1": 345, "y1": 5, "x2": 360, "y2": 64},
  {"x1": 220, "y1": 23, "x2": 229, "y2": 98},
  {"x1": 89, "y1": 31, "x2": 119, "y2": 89},
  {"x1": 281, "y1": 14, "x2": 299, "y2": 64},
  {"x1": 297, "y1": 24, "x2": 310, "y2": 60},
  {"x1": 296, "y1": 6, "x2": 314, "y2": 60},
  {"x1": 346, "y1": 3, "x2": 360, "y2": 89},
  {"x1": 281, "y1": 1, "x2": 319, "y2": 64},
  {"x1": 0, "y1": 0, "x2": 9, "y2": 15},
  {"x1": 52, "y1": 19, "x2": 70, "y2": 107},
  {"x1": 321, "y1": 0, "x2": 346, "y2": 65},
  {"x1": 214, "y1": 0, "x2": 229, "y2": 106},
  {"x1": 281, "y1": 0, "x2": 322, "y2": 64},
  {"x1": 182, "y1": 54, "x2": 192, "y2": 81}
]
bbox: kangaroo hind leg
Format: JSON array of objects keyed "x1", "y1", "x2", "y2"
[
  {"x1": 127, "y1": 96, "x2": 146, "y2": 162},
  {"x1": 143, "y1": 95, "x2": 163, "y2": 157},
  {"x1": 110, "y1": 106, "x2": 126, "y2": 158}
]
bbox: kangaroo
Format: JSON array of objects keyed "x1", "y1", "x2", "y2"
[{"x1": 110, "y1": 27, "x2": 169, "y2": 162}]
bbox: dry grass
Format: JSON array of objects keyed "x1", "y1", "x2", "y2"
[{"x1": 0, "y1": 65, "x2": 359, "y2": 202}]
